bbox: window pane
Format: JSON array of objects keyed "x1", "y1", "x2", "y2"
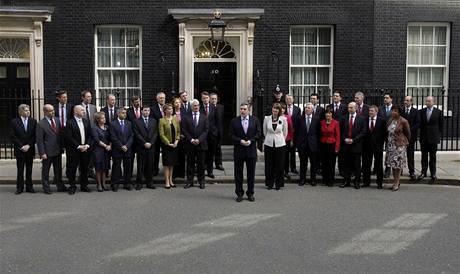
[
  {"x1": 317, "y1": 68, "x2": 329, "y2": 84},
  {"x1": 112, "y1": 48, "x2": 125, "y2": 67},
  {"x1": 303, "y1": 68, "x2": 315, "y2": 84},
  {"x1": 432, "y1": 68, "x2": 444, "y2": 86},
  {"x1": 408, "y1": 26, "x2": 420, "y2": 44},
  {"x1": 305, "y1": 28, "x2": 316, "y2": 45},
  {"x1": 421, "y1": 26, "x2": 433, "y2": 45},
  {"x1": 435, "y1": 27, "x2": 447, "y2": 45},
  {"x1": 407, "y1": 68, "x2": 418, "y2": 86},
  {"x1": 127, "y1": 70, "x2": 140, "y2": 87},
  {"x1": 113, "y1": 70, "x2": 126, "y2": 87},
  {"x1": 421, "y1": 46, "x2": 433, "y2": 64},
  {"x1": 290, "y1": 67, "x2": 302, "y2": 84},
  {"x1": 291, "y1": 47, "x2": 304, "y2": 65},
  {"x1": 98, "y1": 70, "x2": 111, "y2": 87},
  {"x1": 318, "y1": 47, "x2": 330, "y2": 65},
  {"x1": 97, "y1": 28, "x2": 111, "y2": 47},
  {"x1": 305, "y1": 47, "x2": 317, "y2": 65},
  {"x1": 126, "y1": 28, "x2": 139, "y2": 47},
  {"x1": 419, "y1": 68, "x2": 430, "y2": 85},
  {"x1": 291, "y1": 28, "x2": 304, "y2": 45},
  {"x1": 433, "y1": 46, "x2": 446, "y2": 65},
  {"x1": 127, "y1": 48, "x2": 139, "y2": 67},
  {"x1": 97, "y1": 48, "x2": 110, "y2": 67},
  {"x1": 290, "y1": 86, "x2": 302, "y2": 99},
  {"x1": 318, "y1": 27, "x2": 331, "y2": 45},
  {"x1": 112, "y1": 28, "x2": 125, "y2": 47},
  {"x1": 407, "y1": 46, "x2": 420, "y2": 65},
  {"x1": 303, "y1": 86, "x2": 315, "y2": 98}
]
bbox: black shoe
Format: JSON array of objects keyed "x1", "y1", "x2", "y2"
[
  {"x1": 165, "y1": 185, "x2": 171, "y2": 189},
  {"x1": 354, "y1": 182, "x2": 361, "y2": 189},
  {"x1": 310, "y1": 180, "x2": 317, "y2": 186},
  {"x1": 339, "y1": 182, "x2": 350, "y2": 188},
  {"x1": 124, "y1": 184, "x2": 133, "y2": 191},
  {"x1": 409, "y1": 174, "x2": 416, "y2": 180},
  {"x1": 101, "y1": 185, "x2": 109, "y2": 191},
  {"x1": 377, "y1": 184, "x2": 383, "y2": 189},
  {"x1": 57, "y1": 186, "x2": 68, "y2": 192},
  {"x1": 146, "y1": 184, "x2": 156, "y2": 189},
  {"x1": 361, "y1": 183, "x2": 370, "y2": 188},
  {"x1": 184, "y1": 183, "x2": 194, "y2": 189},
  {"x1": 111, "y1": 185, "x2": 119, "y2": 192},
  {"x1": 430, "y1": 176, "x2": 437, "y2": 184},
  {"x1": 216, "y1": 165, "x2": 225, "y2": 171},
  {"x1": 25, "y1": 188, "x2": 36, "y2": 193},
  {"x1": 80, "y1": 186, "x2": 92, "y2": 193},
  {"x1": 298, "y1": 180, "x2": 305, "y2": 186},
  {"x1": 135, "y1": 184, "x2": 143, "y2": 190},
  {"x1": 266, "y1": 186, "x2": 273, "y2": 190},
  {"x1": 417, "y1": 174, "x2": 427, "y2": 181},
  {"x1": 207, "y1": 173, "x2": 215, "y2": 179},
  {"x1": 199, "y1": 182, "x2": 205, "y2": 189},
  {"x1": 275, "y1": 186, "x2": 281, "y2": 190},
  {"x1": 284, "y1": 173, "x2": 291, "y2": 179},
  {"x1": 43, "y1": 189, "x2": 52, "y2": 195},
  {"x1": 327, "y1": 182, "x2": 333, "y2": 187},
  {"x1": 247, "y1": 196, "x2": 255, "y2": 202},
  {"x1": 236, "y1": 196, "x2": 243, "y2": 202},
  {"x1": 68, "y1": 187, "x2": 76, "y2": 195},
  {"x1": 291, "y1": 169, "x2": 299, "y2": 175},
  {"x1": 15, "y1": 190, "x2": 23, "y2": 195}
]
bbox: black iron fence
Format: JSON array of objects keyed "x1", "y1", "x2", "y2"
[{"x1": 1, "y1": 87, "x2": 459, "y2": 158}]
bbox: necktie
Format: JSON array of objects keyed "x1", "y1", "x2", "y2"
[
  {"x1": 370, "y1": 118, "x2": 375, "y2": 132},
  {"x1": 193, "y1": 113, "x2": 198, "y2": 127},
  {"x1": 135, "y1": 108, "x2": 140, "y2": 119},
  {"x1": 306, "y1": 116, "x2": 311, "y2": 133},
  {"x1": 406, "y1": 108, "x2": 410, "y2": 115},
  {"x1": 51, "y1": 118, "x2": 57, "y2": 132},
  {"x1": 358, "y1": 106, "x2": 362, "y2": 115},
  {"x1": 335, "y1": 104, "x2": 338, "y2": 114},
  {"x1": 427, "y1": 108, "x2": 432, "y2": 122},
  {"x1": 205, "y1": 105, "x2": 209, "y2": 116},
  {"x1": 288, "y1": 107, "x2": 292, "y2": 116},
  {"x1": 160, "y1": 106, "x2": 164, "y2": 117},
  {"x1": 85, "y1": 105, "x2": 90, "y2": 120},
  {"x1": 61, "y1": 105, "x2": 65, "y2": 127},
  {"x1": 77, "y1": 119, "x2": 85, "y2": 144},
  {"x1": 23, "y1": 118, "x2": 27, "y2": 132},
  {"x1": 109, "y1": 108, "x2": 113, "y2": 121},
  {"x1": 242, "y1": 118, "x2": 248, "y2": 134},
  {"x1": 144, "y1": 118, "x2": 148, "y2": 127},
  {"x1": 348, "y1": 115, "x2": 353, "y2": 138}
]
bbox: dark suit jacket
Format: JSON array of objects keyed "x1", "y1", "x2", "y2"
[
  {"x1": 215, "y1": 104, "x2": 225, "y2": 138},
  {"x1": 229, "y1": 115, "x2": 261, "y2": 159},
  {"x1": 328, "y1": 102, "x2": 347, "y2": 121},
  {"x1": 294, "y1": 115, "x2": 320, "y2": 152},
  {"x1": 363, "y1": 116, "x2": 386, "y2": 152},
  {"x1": 64, "y1": 117, "x2": 92, "y2": 156},
  {"x1": 133, "y1": 117, "x2": 158, "y2": 154},
  {"x1": 200, "y1": 104, "x2": 219, "y2": 138},
  {"x1": 36, "y1": 117, "x2": 62, "y2": 157},
  {"x1": 313, "y1": 105, "x2": 325, "y2": 120},
  {"x1": 286, "y1": 104, "x2": 301, "y2": 122},
  {"x1": 126, "y1": 106, "x2": 143, "y2": 123},
  {"x1": 110, "y1": 119, "x2": 134, "y2": 158},
  {"x1": 11, "y1": 117, "x2": 37, "y2": 158},
  {"x1": 340, "y1": 114, "x2": 367, "y2": 153},
  {"x1": 401, "y1": 107, "x2": 421, "y2": 143},
  {"x1": 356, "y1": 103, "x2": 370, "y2": 119},
  {"x1": 378, "y1": 105, "x2": 393, "y2": 121},
  {"x1": 150, "y1": 103, "x2": 164, "y2": 121},
  {"x1": 100, "y1": 106, "x2": 119, "y2": 125},
  {"x1": 180, "y1": 102, "x2": 192, "y2": 116},
  {"x1": 181, "y1": 112, "x2": 209, "y2": 150},
  {"x1": 53, "y1": 103, "x2": 74, "y2": 127},
  {"x1": 419, "y1": 107, "x2": 443, "y2": 144}
]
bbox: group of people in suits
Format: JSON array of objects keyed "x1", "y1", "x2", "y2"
[{"x1": 11, "y1": 89, "x2": 443, "y2": 200}]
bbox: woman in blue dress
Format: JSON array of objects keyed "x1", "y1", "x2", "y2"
[{"x1": 91, "y1": 112, "x2": 111, "y2": 192}]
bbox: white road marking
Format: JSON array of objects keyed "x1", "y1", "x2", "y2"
[
  {"x1": 109, "y1": 232, "x2": 236, "y2": 257},
  {"x1": 330, "y1": 213, "x2": 447, "y2": 255},
  {"x1": 11, "y1": 212, "x2": 73, "y2": 224},
  {"x1": 192, "y1": 214, "x2": 281, "y2": 228},
  {"x1": 0, "y1": 224, "x2": 24, "y2": 233}
]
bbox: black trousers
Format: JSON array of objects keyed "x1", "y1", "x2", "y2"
[
  {"x1": 337, "y1": 150, "x2": 345, "y2": 176},
  {"x1": 234, "y1": 157, "x2": 256, "y2": 197},
  {"x1": 284, "y1": 140, "x2": 296, "y2": 173},
  {"x1": 214, "y1": 138, "x2": 223, "y2": 167},
  {"x1": 173, "y1": 139, "x2": 185, "y2": 178},
  {"x1": 407, "y1": 141, "x2": 416, "y2": 175},
  {"x1": 67, "y1": 152, "x2": 90, "y2": 188},
  {"x1": 298, "y1": 148, "x2": 317, "y2": 181},
  {"x1": 320, "y1": 143, "x2": 336, "y2": 184},
  {"x1": 362, "y1": 147, "x2": 383, "y2": 185},
  {"x1": 343, "y1": 146, "x2": 362, "y2": 182},
  {"x1": 41, "y1": 155, "x2": 63, "y2": 191},
  {"x1": 16, "y1": 152, "x2": 34, "y2": 191},
  {"x1": 264, "y1": 145, "x2": 285, "y2": 188},
  {"x1": 112, "y1": 156, "x2": 132, "y2": 186},
  {"x1": 206, "y1": 136, "x2": 217, "y2": 175},
  {"x1": 186, "y1": 147, "x2": 206, "y2": 183},
  {"x1": 153, "y1": 139, "x2": 162, "y2": 174},
  {"x1": 136, "y1": 149, "x2": 154, "y2": 185},
  {"x1": 421, "y1": 142, "x2": 437, "y2": 177}
]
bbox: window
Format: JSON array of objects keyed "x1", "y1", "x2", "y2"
[
  {"x1": 290, "y1": 26, "x2": 333, "y2": 106},
  {"x1": 406, "y1": 23, "x2": 450, "y2": 105},
  {"x1": 95, "y1": 26, "x2": 141, "y2": 107}
]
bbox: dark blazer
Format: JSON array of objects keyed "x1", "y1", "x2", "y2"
[
  {"x1": 150, "y1": 103, "x2": 164, "y2": 121},
  {"x1": 126, "y1": 106, "x2": 142, "y2": 123},
  {"x1": 340, "y1": 114, "x2": 367, "y2": 153},
  {"x1": 401, "y1": 107, "x2": 421, "y2": 143},
  {"x1": 378, "y1": 105, "x2": 393, "y2": 121},
  {"x1": 36, "y1": 117, "x2": 62, "y2": 157},
  {"x1": 229, "y1": 115, "x2": 261, "y2": 159},
  {"x1": 215, "y1": 104, "x2": 225, "y2": 137},
  {"x1": 53, "y1": 103, "x2": 74, "y2": 126},
  {"x1": 364, "y1": 116, "x2": 387, "y2": 152},
  {"x1": 180, "y1": 102, "x2": 192, "y2": 116},
  {"x1": 286, "y1": 104, "x2": 301, "y2": 121},
  {"x1": 327, "y1": 102, "x2": 347, "y2": 121},
  {"x1": 313, "y1": 105, "x2": 325, "y2": 120},
  {"x1": 110, "y1": 119, "x2": 134, "y2": 158},
  {"x1": 294, "y1": 115, "x2": 320, "y2": 152},
  {"x1": 64, "y1": 117, "x2": 91, "y2": 156},
  {"x1": 100, "y1": 106, "x2": 119, "y2": 125},
  {"x1": 419, "y1": 107, "x2": 443, "y2": 144},
  {"x1": 200, "y1": 104, "x2": 219, "y2": 138},
  {"x1": 181, "y1": 112, "x2": 209, "y2": 150},
  {"x1": 133, "y1": 117, "x2": 158, "y2": 153},
  {"x1": 356, "y1": 103, "x2": 370, "y2": 119},
  {"x1": 11, "y1": 117, "x2": 37, "y2": 158}
]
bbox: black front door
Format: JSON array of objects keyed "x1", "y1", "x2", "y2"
[{"x1": 194, "y1": 62, "x2": 237, "y2": 144}]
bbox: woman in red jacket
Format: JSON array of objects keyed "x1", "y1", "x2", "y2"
[{"x1": 319, "y1": 107, "x2": 341, "y2": 187}]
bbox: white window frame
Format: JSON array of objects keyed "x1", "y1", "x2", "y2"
[
  {"x1": 94, "y1": 25, "x2": 142, "y2": 108},
  {"x1": 289, "y1": 25, "x2": 334, "y2": 108},
  {"x1": 405, "y1": 22, "x2": 450, "y2": 114}
]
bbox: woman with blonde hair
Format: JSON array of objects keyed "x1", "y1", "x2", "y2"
[{"x1": 91, "y1": 111, "x2": 111, "y2": 192}]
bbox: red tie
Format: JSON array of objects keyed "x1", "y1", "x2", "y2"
[
  {"x1": 51, "y1": 118, "x2": 57, "y2": 133},
  {"x1": 348, "y1": 116, "x2": 353, "y2": 138},
  {"x1": 370, "y1": 118, "x2": 375, "y2": 132},
  {"x1": 135, "y1": 108, "x2": 140, "y2": 119},
  {"x1": 205, "y1": 105, "x2": 209, "y2": 116}
]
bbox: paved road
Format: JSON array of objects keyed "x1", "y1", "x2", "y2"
[{"x1": 1, "y1": 184, "x2": 459, "y2": 274}]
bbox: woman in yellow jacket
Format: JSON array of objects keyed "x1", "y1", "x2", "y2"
[{"x1": 159, "y1": 103, "x2": 181, "y2": 188}]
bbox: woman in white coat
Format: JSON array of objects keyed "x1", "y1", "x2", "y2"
[{"x1": 263, "y1": 103, "x2": 288, "y2": 190}]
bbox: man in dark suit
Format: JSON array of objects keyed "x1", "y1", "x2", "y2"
[
  {"x1": 229, "y1": 102, "x2": 261, "y2": 202},
  {"x1": 339, "y1": 102, "x2": 367, "y2": 189},
  {"x1": 11, "y1": 104, "x2": 37, "y2": 194},
  {"x1": 179, "y1": 90, "x2": 192, "y2": 115},
  {"x1": 210, "y1": 93, "x2": 225, "y2": 171},
  {"x1": 181, "y1": 99, "x2": 209, "y2": 189},
  {"x1": 200, "y1": 91, "x2": 219, "y2": 178},
  {"x1": 53, "y1": 90, "x2": 74, "y2": 128},
  {"x1": 379, "y1": 92, "x2": 394, "y2": 178},
  {"x1": 295, "y1": 103, "x2": 320, "y2": 186},
  {"x1": 327, "y1": 91, "x2": 347, "y2": 121},
  {"x1": 284, "y1": 94, "x2": 300, "y2": 175},
  {"x1": 126, "y1": 95, "x2": 142, "y2": 175},
  {"x1": 401, "y1": 96, "x2": 421, "y2": 180},
  {"x1": 80, "y1": 90, "x2": 97, "y2": 126},
  {"x1": 362, "y1": 105, "x2": 386, "y2": 189},
  {"x1": 151, "y1": 92, "x2": 166, "y2": 176},
  {"x1": 110, "y1": 108, "x2": 134, "y2": 191},
  {"x1": 36, "y1": 104, "x2": 65, "y2": 194},
  {"x1": 65, "y1": 105, "x2": 92, "y2": 195},
  {"x1": 418, "y1": 96, "x2": 443, "y2": 183},
  {"x1": 133, "y1": 106, "x2": 158, "y2": 190},
  {"x1": 100, "y1": 93, "x2": 118, "y2": 125},
  {"x1": 354, "y1": 91, "x2": 370, "y2": 120},
  {"x1": 310, "y1": 93, "x2": 325, "y2": 120}
]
